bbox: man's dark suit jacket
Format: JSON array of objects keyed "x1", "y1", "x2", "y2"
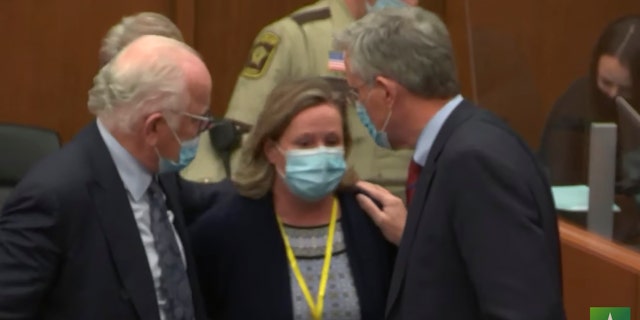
[
  {"x1": 190, "y1": 187, "x2": 396, "y2": 320},
  {"x1": 386, "y1": 100, "x2": 566, "y2": 320},
  {"x1": 0, "y1": 122, "x2": 218, "y2": 320}
]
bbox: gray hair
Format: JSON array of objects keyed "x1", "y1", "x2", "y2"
[
  {"x1": 99, "y1": 12, "x2": 184, "y2": 67},
  {"x1": 334, "y1": 7, "x2": 459, "y2": 98},
  {"x1": 88, "y1": 36, "x2": 197, "y2": 132}
]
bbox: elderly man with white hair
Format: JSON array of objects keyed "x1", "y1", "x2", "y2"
[
  {"x1": 96, "y1": 12, "x2": 223, "y2": 228},
  {"x1": 336, "y1": 7, "x2": 566, "y2": 320},
  {"x1": 0, "y1": 35, "x2": 209, "y2": 320}
]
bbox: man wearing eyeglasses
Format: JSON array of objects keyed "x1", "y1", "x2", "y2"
[
  {"x1": 0, "y1": 36, "x2": 214, "y2": 320},
  {"x1": 93, "y1": 11, "x2": 227, "y2": 228},
  {"x1": 181, "y1": 0, "x2": 418, "y2": 202}
]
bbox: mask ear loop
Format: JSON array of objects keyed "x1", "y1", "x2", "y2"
[
  {"x1": 167, "y1": 122, "x2": 183, "y2": 144},
  {"x1": 379, "y1": 80, "x2": 395, "y2": 132},
  {"x1": 359, "y1": 84, "x2": 391, "y2": 132},
  {"x1": 154, "y1": 147, "x2": 179, "y2": 166},
  {"x1": 380, "y1": 104, "x2": 393, "y2": 132},
  {"x1": 155, "y1": 117, "x2": 183, "y2": 165},
  {"x1": 273, "y1": 143, "x2": 288, "y2": 179},
  {"x1": 276, "y1": 144, "x2": 286, "y2": 155}
]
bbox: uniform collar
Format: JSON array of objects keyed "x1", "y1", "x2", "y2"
[{"x1": 330, "y1": 0, "x2": 355, "y2": 31}]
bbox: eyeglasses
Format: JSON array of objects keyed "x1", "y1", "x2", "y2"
[
  {"x1": 347, "y1": 82, "x2": 370, "y2": 105},
  {"x1": 347, "y1": 89, "x2": 359, "y2": 105},
  {"x1": 178, "y1": 110, "x2": 216, "y2": 134}
]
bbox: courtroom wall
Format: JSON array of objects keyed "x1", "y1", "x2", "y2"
[
  {"x1": 0, "y1": 0, "x2": 178, "y2": 141},
  {"x1": 1, "y1": 0, "x2": 639, "y2": 147},
  {"x1": 446, "y1": 0, "x2": 640, "y2": 147}
]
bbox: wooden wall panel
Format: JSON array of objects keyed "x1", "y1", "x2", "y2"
[
  {"x1": 193, "y1": 0, "x2": 314, "y2": 117},
  {"x1": 2, "y1": 0, "x2": 639, "y2": 146},
  {"x1": 0, "y1": 0, "x2": 175, "y2": 142},
  {"x1": 422, "y1": 0, "x2": 445, "y2": 18},
  {"x1": 172, "y1": 0, "x2": 195, "y2": 45},
  {"x1": 445, "y1": 0, "x2": 640, "y2": 148},
  {"x1": 560, "y1": 219, "x2": 640, "y2": 319}
]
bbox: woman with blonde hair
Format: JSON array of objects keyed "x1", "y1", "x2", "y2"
[{"x1": 190, "y1": 76, "x2": 395, "y2": 320}]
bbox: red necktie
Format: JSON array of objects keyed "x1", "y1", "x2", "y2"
[{"x1": 406, "y1": 160, "x2": 423, "y2": 204}]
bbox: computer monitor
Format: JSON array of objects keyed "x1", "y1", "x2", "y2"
[
  {"x1": 615, "y1": 97, "x2": 640, "y2": 195},
  {"x1": 587, "y1": 122, "x2": 617, "y2": 239}
]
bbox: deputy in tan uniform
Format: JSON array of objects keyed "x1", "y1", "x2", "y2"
[{"x1": 182, "y1": 0, "x2": 417, "y2": 200}]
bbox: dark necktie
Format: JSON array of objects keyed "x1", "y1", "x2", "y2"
[
  {"x1": 406, "y1": 160, "x2": 423, "y2": 204},
  {"x1": 148, "y1": 179, "x2": 195, "y2": 320}
]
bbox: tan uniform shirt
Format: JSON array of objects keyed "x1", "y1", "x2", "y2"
[{"x1": 181, "y1": 0, "x2": 413, "y2": 199}]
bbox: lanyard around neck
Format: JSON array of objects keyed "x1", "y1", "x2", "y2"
[{"x1": 276, "y1": 197, "x2": 338, "y2": 320}]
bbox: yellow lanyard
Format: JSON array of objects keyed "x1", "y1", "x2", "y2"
[{"x1": 276, "y1": 197, "x2": 338, "y2": 320}]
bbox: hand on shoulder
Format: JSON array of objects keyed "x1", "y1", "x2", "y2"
[{"x1": 354, "y1": 180, "x2": 406, "y2": 245}]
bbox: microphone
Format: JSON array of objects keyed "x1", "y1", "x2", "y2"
[
  {"x1": 614, "y1": 96, "x2": 640, "y2": 195},
  {"x1": 615, "y1": 96, "x2": 639, "y2": 120}
]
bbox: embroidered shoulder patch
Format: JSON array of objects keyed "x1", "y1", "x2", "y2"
[{"x1": 241, "y1": 32, "x2": 280, "y2": 79}]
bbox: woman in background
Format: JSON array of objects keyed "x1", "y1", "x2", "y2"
[
  {"x1": 538, "y1": 16, "x2": 640, "y2": 242},
  {"x1": 539, "y1": 15, "x2": 640, "y2": 186},
  {"x1": 190, "y1": 77, "x2": 395, "y2": 320}
]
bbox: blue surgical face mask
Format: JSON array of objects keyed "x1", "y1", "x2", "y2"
[
  {"x1": 157, "y1": 126, "x2": 200, "y2": 174},
  {"x1": 366, "y1": 0, "x2": 409, "y2": 12},
  {"x1": 278, "y1": 146, "x2": 347, "y2": 201},
  {"x1": 355, "y1": 101, "x2": 393, "y2": 149}
]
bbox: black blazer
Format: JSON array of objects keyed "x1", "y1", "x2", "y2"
[
  {"x1": 386, "y1": 100, "x2": 566, "y2": 320},
  {"x1": 190, "y1": 186, "x2": 396, "y2": 320},
  {"x1": 0, "y1": 122, "x2": 208, "y2": 320}
]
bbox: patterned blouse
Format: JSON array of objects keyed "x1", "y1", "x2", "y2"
[{"x1": 283, "y1": 220, "x2": 361, "y2": 320}]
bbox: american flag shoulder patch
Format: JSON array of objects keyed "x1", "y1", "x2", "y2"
[{"x1": 327, "y1": 51, "x2": 345, "y2": 71}]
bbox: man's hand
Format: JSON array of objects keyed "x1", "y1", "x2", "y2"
[{"x1": 355, "y1": 180, "x2": 407, "y2": 245}]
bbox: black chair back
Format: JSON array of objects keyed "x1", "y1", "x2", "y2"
[{"x1": 0, "y1": 123, "x2": 61, "y2": 206}]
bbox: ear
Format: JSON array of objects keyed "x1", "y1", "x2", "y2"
[
  {"x1": 263, "y1": 139, "x2": 280, "y2": 165},
  {"x1": 143, "y1": 112, "x2": 165, "y2": 147},
  {"x1": 375, "y1": 76, "x2": 398, "y2": 106}
]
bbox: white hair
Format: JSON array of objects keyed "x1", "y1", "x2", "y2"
[
  {"x1": 88, "y1": 36, "x2": 197, "y2": 132},
  {"x1": 334, "y1": 7, "x2": 459, "y2": 98},
  {"x1": 99, "y1": 12, "x2": 184, "y2": 67}
]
